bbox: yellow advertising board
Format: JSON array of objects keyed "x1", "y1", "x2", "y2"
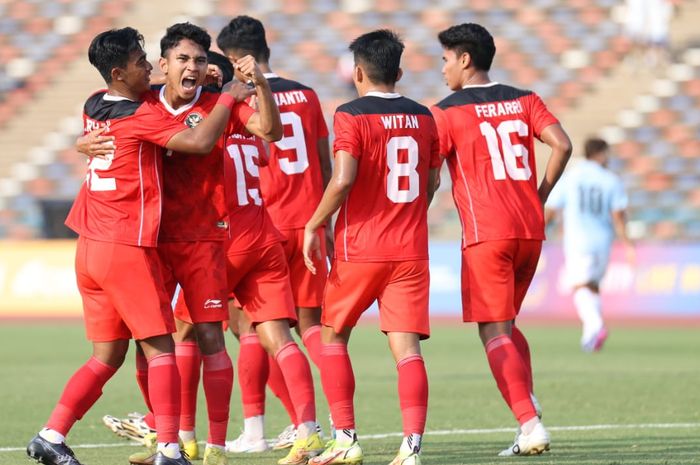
[{"x1": 0, "y1": 240, "x2": 82, "y2": 317}]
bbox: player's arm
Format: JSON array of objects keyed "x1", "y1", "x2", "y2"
[
  {"x1": 318, "y1": 137, "x2": 332, "y2": 188},
  {"x1": 427, "y1": 168, "x2": 440, "y2": 207},
  {"x1": 612, "y1": 209, "x2": 636, "y2": 264},
  {"x1": 537, "y1": 123, "x2": 572, "y2": 204},
  {"x1": 236, "y1": 55, "x2": 283, "y2": 142},
  {"x1": 76, "y1": 127, "x2": 115, "y2": 160},
  {"x1": 544, "y1": 207, "x2": 558, "y2": 226},
  {"x1": 303, "y1": 150, "x2": 358, "y2": 274}
]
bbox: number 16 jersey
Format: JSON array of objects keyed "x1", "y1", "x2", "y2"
[
  {"x1": 332, "y1": 92, "x2": 440, "y2": 262},
  {"x1": 431, "y1": 83, "x2": 559, "y2": 248}
]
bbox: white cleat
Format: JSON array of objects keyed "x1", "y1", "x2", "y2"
[
  {"x1": 498, "y1": 422, "x2": 550, "y2": 457},
  {"x1": 272, "y1": 424, "x2": 297, "y2": 450},
  {"x1": 388, "y1": 452, "x2": 420, "y2": 465},
  {"x1": 225, "y1": 433, "x2": 270, "y2": 453}
]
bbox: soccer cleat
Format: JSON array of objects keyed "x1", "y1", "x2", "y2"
[
  {"x1": 103, "y1": 413, "x2": 155, "y2": 444},
  {"x1": 225, "y1": 433, "x2": 270, "y2": 453},
  {"x1": 497, "y1": 422, "x2": 550, "y2": 457},
  {"x1": 128, "y1": 433, "x2": 157, "y2": 465},
  {"x1": 27, "y1": 435, "x2": 83, "y2": 465},
  {"x1": 278, "y1": 432, "x2": 325, "y2": 465},
  {"x1": 308, "y1": 440, "x2": 363, "y2": 465},
  {"x1": 582, "y1": 327, "x2": 609, "y2": 353},
  {"x1": 388, "y1": 452, "x2": 420, "y2": 465},
  {"x1": 153, "y1": 452, "x2": 192, "y2": 465},
  {"x1": 202, "y1": 446, "x2": 228, "y2": 465},
  {"x1": 272, "y1": 424, "x2": 297, "y2": 450},
  {"x1": 182, "y1": 438, "x2": 199, "y2": 460}
]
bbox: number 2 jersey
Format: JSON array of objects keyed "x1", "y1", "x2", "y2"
[
  {"x1": 258, "y1": 74, "x2": 329, "y2": 230},
  {"x1": 66, "y1": 91, "x2": 188, "y2": 247},
  {"x1": 431, "y1": 82, "x2": 559, "y2": 247},
  {"x1": 333, "y1": 91, "x2": 441, "y2": 262}
]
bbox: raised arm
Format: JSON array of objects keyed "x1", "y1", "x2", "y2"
[{"x1": 236, "y1": 55, "x2": 282, "y2": 142}]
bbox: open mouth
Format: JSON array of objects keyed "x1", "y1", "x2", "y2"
[{"x1": 182, "y1": 76, "x2": 197, "y2": 90}]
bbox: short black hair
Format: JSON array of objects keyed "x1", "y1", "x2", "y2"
[
  {"x1": 217, "y1": 15, "x2": 270, "y2": 63},
  {"x1": 206, "y1": 50, "x2": 235, "y2": 90},
  {"x1": 438, "y1": 23, "x2": 496, "y2": 71},
  {"x1": 88, "y1": 27, "x2": 144, "y2": 84},
  {"x1": 348, "y1": 29, "x2": 404, "y2": 85},
  {"x1": 584, "y1": 138, "x2": 609, "y2": 159},
  {"x1": 160, "y1": 22, "x2": 211, "y2": 58}
]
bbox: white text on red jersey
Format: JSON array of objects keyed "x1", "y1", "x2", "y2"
[
  {"x1": 380, "y1": 114, "x2": 420, "y2": 129},
  {"x1": 273, "y1": 90, "x2": 308, "y2": 106},
  {"x1": 474, "y1": 100, "x2": 524, "y2": 118}
]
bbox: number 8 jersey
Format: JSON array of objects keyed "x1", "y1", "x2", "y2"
[
  {"x1": 332, "y1": 91, "x2": 441, "y2": 262},
  {"x1": 431, "y1": 83, "x2": 559, "y2": 247}
]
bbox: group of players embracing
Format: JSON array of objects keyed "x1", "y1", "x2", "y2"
[{"x1": 26, "y1": 14, "x2": 573, "y2": 465}]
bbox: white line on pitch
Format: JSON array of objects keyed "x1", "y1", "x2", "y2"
[{"x1": 2, "y1": 422, "x2": 699, "y2": 453}]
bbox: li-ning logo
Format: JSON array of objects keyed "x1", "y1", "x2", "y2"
[
  {"x1": 204, "y1": 299, "x2": 223, "y2": 309},
  {"x1": 185, "y1": 112, "x2": 204, "y2": 128}
]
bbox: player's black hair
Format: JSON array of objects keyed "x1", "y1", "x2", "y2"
[
  {"x1": 584, "y1": 137, "x2": 609, "y2": 159},
  {"x1": 160, "y1": 22, "x2": 211, "y2": 58},
  {"x1": 88, "y1": 27, "x2": 145, "y2": 84},
  {"x1": 438, "y1": 23, "x2": 496, "y2": 71},
  {"x1": 348, "y1": 29, "x2": 404, "y2": 85},
  {"x1": 206, "y1": 50, "x2": 235, "y2": 91},
  {"x1": 216, "y1": 15, "x2": 270, "y2": 63}
]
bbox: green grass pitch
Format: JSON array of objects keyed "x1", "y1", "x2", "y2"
[{"x1": 1, "y1": 322, "x2": 699, "y2": 464}]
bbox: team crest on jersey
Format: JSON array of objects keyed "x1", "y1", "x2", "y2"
[{"x1": 185, "y1": 112, "x2": 203, "y2": 128}]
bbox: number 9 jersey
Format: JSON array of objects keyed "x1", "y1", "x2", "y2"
[
  {"x1": 332, "y1": 91, "x2": 441, "y2": 262},
  {"x1": 431, "y1": 83, "x2": 559, "y2": 247}
]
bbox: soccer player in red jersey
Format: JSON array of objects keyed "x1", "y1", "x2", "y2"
[
  {"x1": 216, "y1": 15, "x2": 332, "y2": 449},
  {"x1": 430, "y1": 23, "x2": 572, "y2": 456},
  {"x1": 302, "y1": 30, "x2": 440, "y2": 465},
  {"x1": 26, "y1": 27, "x2": 251, "y2": 465}
]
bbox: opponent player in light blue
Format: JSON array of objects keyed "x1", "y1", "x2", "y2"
[{"x1": 546, "y1": 137, "x2": 634, "y2": 352}]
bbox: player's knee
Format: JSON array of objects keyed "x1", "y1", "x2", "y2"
[{"x1": 194, "y1": 322, "x2": 226, "y2": 354}]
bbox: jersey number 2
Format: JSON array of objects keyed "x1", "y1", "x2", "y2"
[
  {"x1": 386, "y1": 136, "x2": 419, "y2": 203},
  {"x1": 479, "y1": 120, "x2": 532, "y2": 181},
  {"x1": 87, "y1": 155, "x2": 116, "y2": 191}
]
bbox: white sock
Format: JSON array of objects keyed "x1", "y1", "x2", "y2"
[
  {"x1": 296, "y1": 421, "x2": 316, "y2": 440},
  {"x1": 179, "y1": 430, "x2": 196, "y2": 442},
  {"x1": 520, "y1": 416, "x2": 540, "y2": 436},
  {"x1": 573, "y1": 287, "x2": 603, "y2": 344},
  {"x1": 206, "y1": 443, "x2": 225, "y2": 451},
  {"x1": 400, "y1": 433, "x2": 422, "y2": 455},
  {"x1": 39, "y1": 428, "x2": 65, "y2": 445},
  {"x1": 157, "y1": 442, "x2": 181, "y2": 459},
  {"x1": 243, "y1": 415, "x2": 265, "y2": 441},
  {"x1": 334, "y1": 428, "x2": 356, "y2": 445}
]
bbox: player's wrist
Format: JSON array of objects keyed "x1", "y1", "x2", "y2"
[{"x1": 217, "y1": 92, "x2": 236, "y2": 110}]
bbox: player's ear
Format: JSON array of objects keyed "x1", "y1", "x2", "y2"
[
  {"x1": 353, "y1": 64, "x2": 363, "y2": 84},
  {"x1": 460, "y1": 51, "x2": 471, "y2": 70},
  {"x1": 159, "y1": 56, "x2": 168, "y2": 75},
  {"x1": 111, "y1": 67, "x2": 124, "y2": 83},
  {"x1": 396, "y1": 67, "x2": 403, "y2": 83}
]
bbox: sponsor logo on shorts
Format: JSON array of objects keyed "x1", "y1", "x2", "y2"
[{"x1": 204, "y1": 298, "x2": 223, "y2": 309}]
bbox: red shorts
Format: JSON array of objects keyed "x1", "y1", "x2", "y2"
[
  {"x1": 159, "y1": 241, "x2": 228, "y2": 324},
  {"x1": 322, "y1": 260, "x2": 430, "y2": 338},
  {"x1": 226, "y1": 242, "x2": 296, "y2": 325},
  {"x1": 461, "y1": 239, "x2": 542, "y2": 323},
  {"x1": 75, "y1": 237, "x2": 174, "y2": 342},
  {"x1": 281, "y1": 227, "x2": 328, "y2": 308}
]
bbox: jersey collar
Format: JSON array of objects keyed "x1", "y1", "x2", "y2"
[
  {"x1": 365, "y1": 91, "x2": 402, "y2": 99},
  {"x1": 263, "y1": 72, "x2": 279, "y2": 79},
  {"x1": 103, "y1": 93, "x2": 136, "y2": 102},
  {"x1": 462, "y1": 81, "x2": 499, "y2": 89},
  {"x1": 159, "y1": 85, "x2": 203, "y2": 116}
]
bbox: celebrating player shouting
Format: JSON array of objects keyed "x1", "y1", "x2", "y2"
[
  {"x1": 303, "y1": 30, "x2": 440, "y2": 465},
  {"x1": 430, "y1": 23, "x2": 572, "y2": 456}
]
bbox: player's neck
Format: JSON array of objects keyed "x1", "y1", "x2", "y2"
[
  {"x1": 259, "y1": 62, "x2": 273, "y2": 74},
  {"x1": 460, "y1": 71, "x2": 490, "y2": 88},
  {"x1": 107, "y1": 83, "x2": 142, "y2": 102},
  {"x1": 163, "y1": 84, "x2": 195, "y2": 110},
  {"x1": 358, "y1": 84, "x2": 396, "y2": 97}
]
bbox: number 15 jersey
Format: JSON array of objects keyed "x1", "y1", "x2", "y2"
[
  {"x1": 431, "y1": 83, "x2": 559, "y2": 247},
  {"x1": 333, "y1": 92, "x2": 440, "y2": 262}
]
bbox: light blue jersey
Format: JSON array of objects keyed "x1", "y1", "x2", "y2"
[{"x1": 547, "y1": 159, "x2": 628, "y2": 256}]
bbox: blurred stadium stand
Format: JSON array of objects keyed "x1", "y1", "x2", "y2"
[{"x1": 0, "y1": 0, "x2": 698, "y2": 240}]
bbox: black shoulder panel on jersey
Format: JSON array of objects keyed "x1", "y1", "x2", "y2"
[
  {"x1": 435, "y1": 84, "x2": 532, "y2": 109},
  {"x1": 268, "y1": 77, "x2": 312, "y2": 93},
  {"x1": 83, "y1": 91, "x2": 143, "y2": 121},
  {"x1": 336, "y1": 96, "x2": 432, "y2": 116}
]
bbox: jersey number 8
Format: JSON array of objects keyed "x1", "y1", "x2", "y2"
[{"x1": 386, "y1": 136, "x2": 419, "y2": 204}]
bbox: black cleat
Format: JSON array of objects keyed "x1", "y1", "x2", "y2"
[
  {"x1": 26, "y1": 435, "x2": 83, "y2": 465},
  {"x1": 153, "y1": 452, "x2": 192, "y2": 465}
]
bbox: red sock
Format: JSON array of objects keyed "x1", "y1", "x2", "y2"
[
  {"x1": 135, "y1": 352, "x2": 153, "y2": 413},
  {"x1": 275, "y1": 342, "x2": 316, "y2": 424},
  {"x1": 202, "y1": 350, "x2": 233, "y2": 446},
  {"x1": 485, "y1": 336, "x2": 537, "y2": 425},
  {"x1": 320, "y1": 343, "x2": 355, "y2": 430},
  {"x1": 510, "y1": 325, "x2": 533, "y2": 393},
  {"x1": 301, "y1": 325, "x2": 323, "y2": 369},
  {"x1": 46, "y1": 357, "x2": 117, "y2": 435},
  {"x1": 176, "y1": 342, "x2": 201, "y2": 431},
  {"x1": 144, "y1": 412, "x2": 156, "y2": 430},
  {"x1": 396, "y1": 355, "x2": 428, "y2": 436},
  {"x1": 238, "y1": 334, "x2": 268, "y2": 418},
  {"x1": 267, "y1": 355, "x2": 298, "y2": 425},
  {"x1": 147, "y1": 353, "x2": 180, "y2": 444}
]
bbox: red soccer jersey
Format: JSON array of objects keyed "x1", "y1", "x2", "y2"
[
  {"x1": 66, "y1": 91, "x2": 187, "y2": 247},
  {"x1": 224, "y1": 131, "x2": 283, "y2": 254},
  {"x1": 431, "y1": 83, "x2": 559, "y2": 247},
  {"x1": 152, "y1": 85, "x2": 255, "y2": 242},
  {"x1": 258, "y1": 74, "x2": 329, "y2": 230},
  {"x1": 333, "y1": 92, "x2": 441, "y2": 262}
]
